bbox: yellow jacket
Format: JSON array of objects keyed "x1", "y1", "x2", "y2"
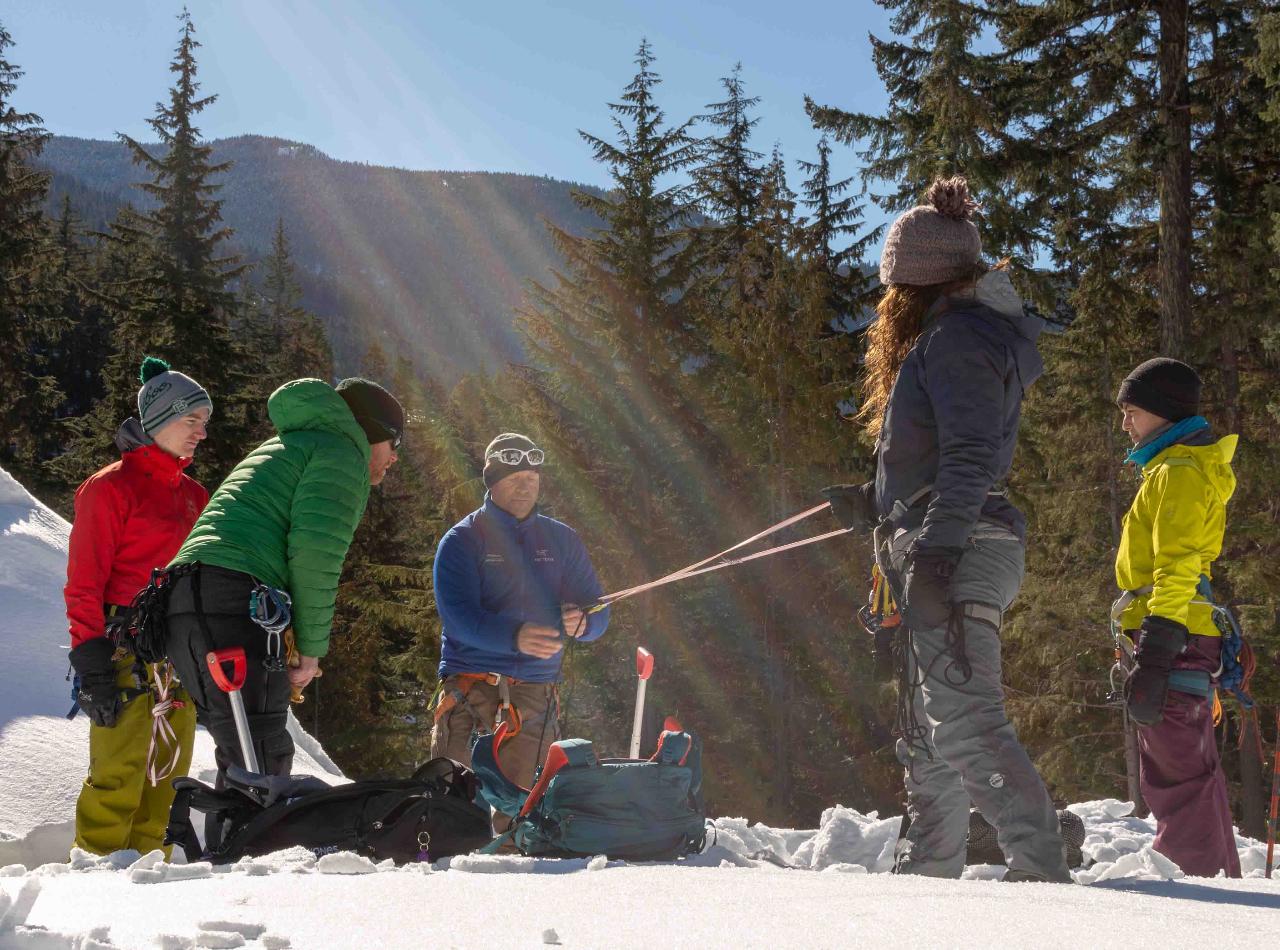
[{"x1": 1115, "y1": 434, "x2": 1238, "y2": 635}]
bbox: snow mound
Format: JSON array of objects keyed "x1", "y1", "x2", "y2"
[{"x1": 0, "y1": 466, "x2": 344, "y2": 870}]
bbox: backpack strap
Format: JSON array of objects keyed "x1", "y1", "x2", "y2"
[
  {"x1": 470, "y1": 724, "x2": 531, "y2": 818},
  {"x1": 164, "y1": 778, "x2": 209, "y2": 864}
]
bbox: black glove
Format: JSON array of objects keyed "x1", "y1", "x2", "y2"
[
  {"x1": 902, "y1": 546, "x2": 963, "y2": 632},
  {"x1": 822, "y1": 482, "x2": 877, "y2": 532},
  {"x1": 1125, "y1": 615, "x2": 1188, "y2": 726},
  {"x1": 69, "y1": 637, "x2": 122, "y2": 728}
]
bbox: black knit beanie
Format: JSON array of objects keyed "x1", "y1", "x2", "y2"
[
  {"x1": 482, "y1": 432, "x2": 542, "y2": 489},
  {"x1": 336, "y1": 377, "x2": 405, "y2": 445},
  {"x1": 1115, "y1": 358, "x2": 1201, "y2": 423}
]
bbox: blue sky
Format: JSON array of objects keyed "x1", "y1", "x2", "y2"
[{"x1": 6, "y1": 0, "x2": 899, "y2": 238}]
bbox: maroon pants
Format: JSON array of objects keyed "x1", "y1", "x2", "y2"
[{"x1": 1137, "y1": 633, "x2": 1241, "y2": 878}]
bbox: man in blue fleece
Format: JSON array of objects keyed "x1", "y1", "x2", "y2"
[{"x1": 430, "y1": 433, "x2": 610, "y2": 803}]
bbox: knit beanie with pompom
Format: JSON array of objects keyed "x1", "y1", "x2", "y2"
[
  {"x1": 879, "y1": 176, "x2": 983, "y2": 286},
  {"x1": 136, "y1": 357, "x2": 212, "y2": 438}
]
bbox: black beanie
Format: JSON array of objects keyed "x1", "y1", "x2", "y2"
[
  {"x1": 1115, "y1": 358, "x2": 1201, "y2": 422},
  {"x1": 336, "y1": 377, "x2": 405, "y2": 445},
  {"x1": 482, "y1": 432, "x2": 542, "y2": 489}
]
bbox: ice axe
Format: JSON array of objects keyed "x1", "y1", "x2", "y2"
[
  {"x1": 206, "y1": 646, "x2": 260, "y2": 774},
  {"x1": 629, "y1": 647, "x2": 655, "y2": 759}
]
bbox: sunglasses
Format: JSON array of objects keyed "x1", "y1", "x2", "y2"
[{"x1": 486, "y1": 447, "x2": 545, "y2": 466}]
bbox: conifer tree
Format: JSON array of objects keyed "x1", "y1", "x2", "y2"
[
  {"x1": 111, "y1": 9, "x2": 250, "y2": 478},
  {"x1": 0, "y1": 23, "x2": 54, "y2": 469}
]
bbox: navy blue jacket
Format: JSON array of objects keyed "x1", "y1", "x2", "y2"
[
  {"x1": 434, "y1": 495, "x2": 610, "y2": 682},
  {"x1": 875, "y1": 270, "x2": 1045, "y2": 548}
]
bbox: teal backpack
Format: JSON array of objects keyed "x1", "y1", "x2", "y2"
[{"x1": 470, "y1": 724, "x2": 707, "y2": 861}]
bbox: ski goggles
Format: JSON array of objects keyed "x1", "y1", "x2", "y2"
[{"x1": 485, "y1": 446, "x2": 545, "y2": 466}]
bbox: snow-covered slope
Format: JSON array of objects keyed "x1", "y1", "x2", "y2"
[
  {"x1": 1, "y1": 467, "x2": 1277, "y2": 949},
  {"x1": 0, "y1": 467, "x2": 343, "y2": 869}
]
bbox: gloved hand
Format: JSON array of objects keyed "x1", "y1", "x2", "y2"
[
  {"x1": 1125, "y1": 615, "x2": 1188, "y2": 726},
  {"x1": 902, "y1": 546, "x2": 963, "y2": 632},
  {"x1": 822, "y1": 482, "x2": 877, "y2": 532},
  {"x1": 69, "y1": 637, "x2": 122, "y2": 728}
]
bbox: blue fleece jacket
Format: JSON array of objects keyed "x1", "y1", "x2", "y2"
[{"x1": 433, "y1": 495, "x2": 610, "y2": 682}]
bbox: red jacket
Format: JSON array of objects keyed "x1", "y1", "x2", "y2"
[{"x1": 64, "y1": 421, "x2": 209, "y2": 647}]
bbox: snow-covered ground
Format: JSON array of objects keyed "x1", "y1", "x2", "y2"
[{"x1": 1, "y1": 466, "x2": 1277, "y2": 949}]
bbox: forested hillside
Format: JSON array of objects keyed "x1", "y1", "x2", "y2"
[
  {"x1": 36, "y1": 134, "x2": 603, "y2": 381},
  {"x1": 2, "y1": 5, "x2": 1277, "y2": 832}
]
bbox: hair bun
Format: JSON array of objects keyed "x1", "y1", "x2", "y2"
[
  {"x1": 139, "y1": 356, "x2": 171, "y2": 383},
  {"x1": 926, "y1": 176, "x2": 977, "y2": 220}
]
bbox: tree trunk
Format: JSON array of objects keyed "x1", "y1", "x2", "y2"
[
  {"x1": 1239, "y1": 711, "x2": 1267, "y2": 840},
  {"x1": 1124, "y1": 712, "x2": 1146, "y2": 814},
  {"x1": 1157, "y1": 0, "x2": 1192, "y2": 358}
]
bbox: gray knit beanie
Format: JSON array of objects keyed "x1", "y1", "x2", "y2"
[
  {"x1": 879, "y1": 177, "x2": 982, "y2": 286},
  {"x1": 136, "y1": 357, "x2": 212, "y2": 438}
]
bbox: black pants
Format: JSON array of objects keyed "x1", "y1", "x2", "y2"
[{"x1": 165, "y1": 565, "x2": 294, "y2": 782}]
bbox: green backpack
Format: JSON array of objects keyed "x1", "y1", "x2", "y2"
[{"x1": 470, "y1": 724, "x2": 707, "y2": 861}]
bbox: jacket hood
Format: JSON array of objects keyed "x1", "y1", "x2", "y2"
[
  {"x1": 267, "y1": 379, "x2": 371, "y2": 460},
  {"x1": 929, "y1": 269, "x2": 1045, "y2": 389},
  {"x1": 114, "y1": 417, "x2": 153, "y2": 453},
  {"x1": 1147, "y1": 434, "x2": 1238, "y2": 505}
]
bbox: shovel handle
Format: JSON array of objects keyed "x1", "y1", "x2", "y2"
[{"x1": 207, "y1": 647, "x2": 248, "y2": 693}]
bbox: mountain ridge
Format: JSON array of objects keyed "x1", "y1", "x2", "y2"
[{"x1": 37, "y1": 134, "x2": 605, "y2": 382}]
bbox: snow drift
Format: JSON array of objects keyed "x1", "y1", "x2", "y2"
[{"x1": 1, "y1": 466, "x2": 1277, "y2": 948}]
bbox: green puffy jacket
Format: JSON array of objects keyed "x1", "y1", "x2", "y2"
[{"x1": 171, "y1": 379, "x2": 371, "y2": 656}]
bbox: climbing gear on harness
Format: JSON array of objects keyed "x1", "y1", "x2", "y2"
[
  {"x1": 249, "y1": 582, "x2": 292, "y2": 673},
  {"x1": 583, "y1": 501, "x2": 854, "y2": 614},
  {"x1": 145, "y1": 661, "x2": 186, "y2": 786},
  {"x1": 431, "y1": 673, "x2": 528, "y2": 740},
  {"x1": 856, "y1": 564, "x2": 901, "y2": 680},
  {"x1": 119, "y1": 563, "x2": 199, "y2": 664}
]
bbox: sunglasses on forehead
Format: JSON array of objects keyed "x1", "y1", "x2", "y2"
[{"x1": 486, "y1": 447, "x2": 545, "y2": 466}]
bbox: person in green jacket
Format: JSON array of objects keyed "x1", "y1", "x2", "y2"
[{"x1": 163, "y1": 377, "x2": 403, "y2": 787}]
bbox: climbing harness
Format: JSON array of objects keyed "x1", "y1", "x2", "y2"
[{"x1": 583, "y1": 502, "x2": 853, "y2": 614}]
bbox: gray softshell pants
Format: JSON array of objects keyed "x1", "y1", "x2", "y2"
[{"x1": 890, "y1": 528, "x2": 1070, "y2": 881}]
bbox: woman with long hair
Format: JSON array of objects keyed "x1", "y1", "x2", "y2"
[{"x1": 829, "y1": 177, "x2": 1071, "y2": 882}]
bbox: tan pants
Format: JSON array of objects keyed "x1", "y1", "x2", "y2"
[{"x1": 430, "y1": 675, "x2": 559, "y2": 832}]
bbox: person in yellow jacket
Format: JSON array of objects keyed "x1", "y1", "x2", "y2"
[{"x1": 1114, "y1": 357, "x2": 1241, "y2": 878}]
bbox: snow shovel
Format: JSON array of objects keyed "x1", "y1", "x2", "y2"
[
  {"x1": 207, "y1": 646, "x2": 261, "y2": 774},
  {"x1": 629, "y1": 647, "x2": 654, "y2": 759}
]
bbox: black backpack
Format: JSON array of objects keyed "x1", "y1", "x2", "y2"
[{"x1": 165, "y1": 758, "x2": 494, "y2": 865}]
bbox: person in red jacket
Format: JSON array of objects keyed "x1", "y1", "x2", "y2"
[{"x1": 65, "y1": 357, "x2": 212, "y2": 856}]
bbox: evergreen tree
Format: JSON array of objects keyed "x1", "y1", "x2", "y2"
[
  {"x1": 111, "y1": 9, "x2": 251, "y2": 478},
  {"x1": 0, "y1": 23, "x2": 54, "y2": 470}
]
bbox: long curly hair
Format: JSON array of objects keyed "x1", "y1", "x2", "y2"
[{"x1": 858, "y1": 267, "x2": 990, "y2": 440}]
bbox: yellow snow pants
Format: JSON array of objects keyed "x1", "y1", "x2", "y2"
[{"x1": 73, "y1": 657, "x2": 196, "y2": 857}]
